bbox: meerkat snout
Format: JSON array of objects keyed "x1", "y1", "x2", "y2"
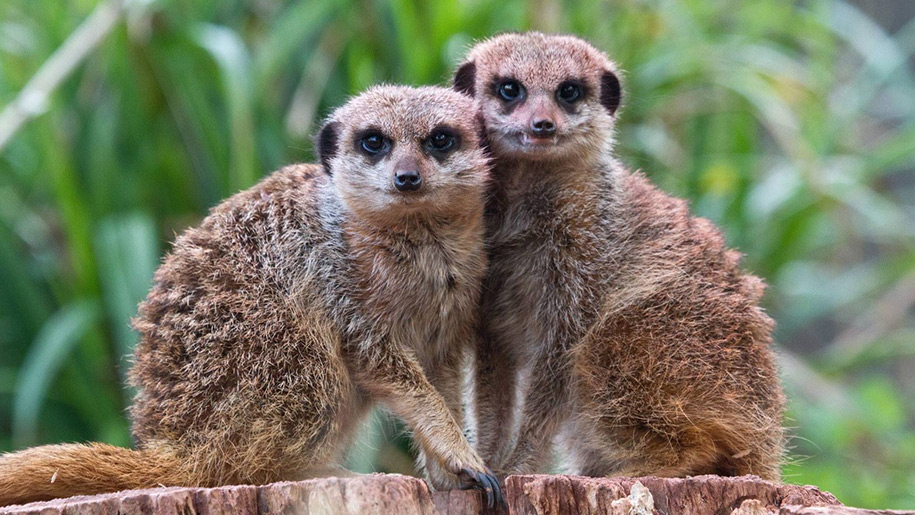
[
  {"x1": 502, "y1": 83, "x2": 567, "y2": 147},
  {"x1": 525, "y1": 91, "x2": 563, "y2": 139},
  {"x1": 393, "y1": 170, "x2": 422, "y2": 191},
  {"x1": 530, "y1": 118, "x2": 556, "y2": 137},
  {"x1": 393, "y1": 156, "x2": 423, "y2": 192}
]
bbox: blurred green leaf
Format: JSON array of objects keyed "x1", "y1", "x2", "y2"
[
  {"x1": 193, "y1": 23, "x2": 256, "y2": 192},
  {"x1": 94, "y1": 213, "x2": 159, "y2": 362},
  {"x1": 12, "y1": 300, "x2": 101, "y2": 447}
]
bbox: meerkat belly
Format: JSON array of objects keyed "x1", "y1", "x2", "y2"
[
  {"x1": 487, "y1": 204, "x2": 610, "y2": 365},
  {"x1": 485, "y1": 238, "x2": 556, "y2": 366}
]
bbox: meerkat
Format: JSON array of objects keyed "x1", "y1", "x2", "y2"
[
  {"x1": 453, "y1": 32, "x2": 785, "y2": 480},
  {"x1": 0, "y1": 85, "x2": 504, "y2": 508}
]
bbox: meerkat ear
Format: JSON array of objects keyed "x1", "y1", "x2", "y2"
[
  {"x1": 453, "y1": 61, "x2": 476, "y2": 97},
  {"x1": 316, "y1": 121, "x2": 341, "y2": 175},
  {"x1": 600, "y1": 70, "x2": 622, "y2": 115}
]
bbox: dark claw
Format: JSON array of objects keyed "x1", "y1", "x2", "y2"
[
  {"x1": 459, "y1": 467, "x2": 505, "y2": 510},
  {"x1": 485, "y1": 471, "x2": 506, "y2": 510}
]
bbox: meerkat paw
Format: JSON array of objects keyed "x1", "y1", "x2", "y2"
[
  {"x1": 457, "y1": 465, "x2": 504, "y2": 509},
  {"x1": 423, "y1": 459, "x2": 463, "y2": 491}
]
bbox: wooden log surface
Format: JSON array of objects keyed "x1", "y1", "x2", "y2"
[
  {"x1": 1, "y1": 473, "x2": 912, "y2": 515},
  {"x1": 506, "y1": 474, "x2": 841, "y2": 514}
]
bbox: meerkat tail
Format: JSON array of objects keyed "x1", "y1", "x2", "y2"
[{"x1": 0, "y1": 443, "x2": 190, "y2": 506}]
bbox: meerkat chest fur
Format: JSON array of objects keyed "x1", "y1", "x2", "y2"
[
  {"x1": 345, "y1": 215, "x2": 486, "y2": 367},
  {"x1": 484, "y1": 160, "x2": 621, "y2": 363}
]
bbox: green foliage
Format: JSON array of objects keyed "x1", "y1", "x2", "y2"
[{"x1": 1, "y1": 0, "x2": 913, "y2": 509}]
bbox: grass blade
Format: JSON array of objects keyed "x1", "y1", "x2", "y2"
[{"x1": 12, "y1": 300, "x2": 101, "y2": 448}]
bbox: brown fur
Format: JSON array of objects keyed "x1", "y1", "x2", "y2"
[
  {"x1": 454, "y1": 32, "x2": 785, "y2": 480},
  {"x1": 0, "y1": 86, "x2": 497, "y2": 506}
]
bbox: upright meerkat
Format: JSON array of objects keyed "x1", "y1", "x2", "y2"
[
  {"x1": 0, "y1": 85, "x2": 503, "y2": 507},
  {"x1": 453, "y1": 32, "x2": 785, "y2": 479}
]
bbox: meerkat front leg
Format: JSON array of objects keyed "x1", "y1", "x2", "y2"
[
  {"x1": 471, "y1": 326, "x2": 518, "y2": 470},
  {"x1": 417, "y1": 346, "x2": 469, "y2": 490},
  {"x1": 351, "y1": 340, "x2": 503, "y2": 508},
  {"x1": 499, "y1": 346, "x2": 571, "y2": 475}
]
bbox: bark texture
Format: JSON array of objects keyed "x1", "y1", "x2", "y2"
[
  {"x1": 506, "y1": 474, "x2": 840, "y2": 514},
  {"x1": 2, "y1": 473, "x2": 912, "y2": 515}
]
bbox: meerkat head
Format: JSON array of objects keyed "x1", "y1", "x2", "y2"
[
  {"x1": 453, "y1": 32, "x2": 622, "y2": 164},
  {"x1": 315, "y1": 85, "x2": 489, "y2": 223}
]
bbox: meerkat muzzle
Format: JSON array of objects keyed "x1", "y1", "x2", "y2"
[
  {"x1": 394, "y1": 168, "x2": 422, "y2": 191},
  {"x1": 530, "y1": 118, "x2": 556, "y2": 137}
]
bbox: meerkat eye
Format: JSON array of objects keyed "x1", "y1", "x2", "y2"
[
  {"x1": 426, "y1": 128, "x2": 457, "y2": 152},
  {"x1": 557, "y1": 82, "x2": 583, "y2": 103},
  {"x1": 497, "y1": 80, "x2": 525, "y2": 102},
  {"x1": 358, "y1": 132, "x2": 390, "y2": 155}
]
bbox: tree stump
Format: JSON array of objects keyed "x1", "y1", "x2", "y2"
[{"x1": 1, "y1": 473, "x2": 912, "y2": 514}]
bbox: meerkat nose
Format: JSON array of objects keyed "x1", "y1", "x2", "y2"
[
  {"x1": 394, "y1": 169, "x2": 423, "y2": 192},
  {"x1": 530, "y1": 118, "x2": 556, "y2": 137}
]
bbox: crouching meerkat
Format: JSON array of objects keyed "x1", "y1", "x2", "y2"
[
  {"x1": 0, "y1": 85, "x2": 504, "y2": 507},
  {"x1": 453, "y1": 32, "x2": 785, "y2": 480}
]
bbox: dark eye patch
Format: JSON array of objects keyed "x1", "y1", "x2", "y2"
[
  {"x1": 557, "y1": 80, "x2": 584, "y2": 102},
  {"x1": 424, "y1": 126, "x2": 461, "y2": 160},
  {"x1": 555, "y1": 79, "x2": 588, "y2": 111},
  {"x1": 353, "y1": 128, "x2": 392, "y2": 162},
  {"x1": 497, "y1": 80, "x2": 524, "y2": 101},
  {"x1": 488, "y1": 76, "x2": 526, "y2": 114}
]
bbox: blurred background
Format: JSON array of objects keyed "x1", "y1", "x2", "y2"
[{"x1": 1, "y1": 0, "x2": 914, "y2": 509}]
